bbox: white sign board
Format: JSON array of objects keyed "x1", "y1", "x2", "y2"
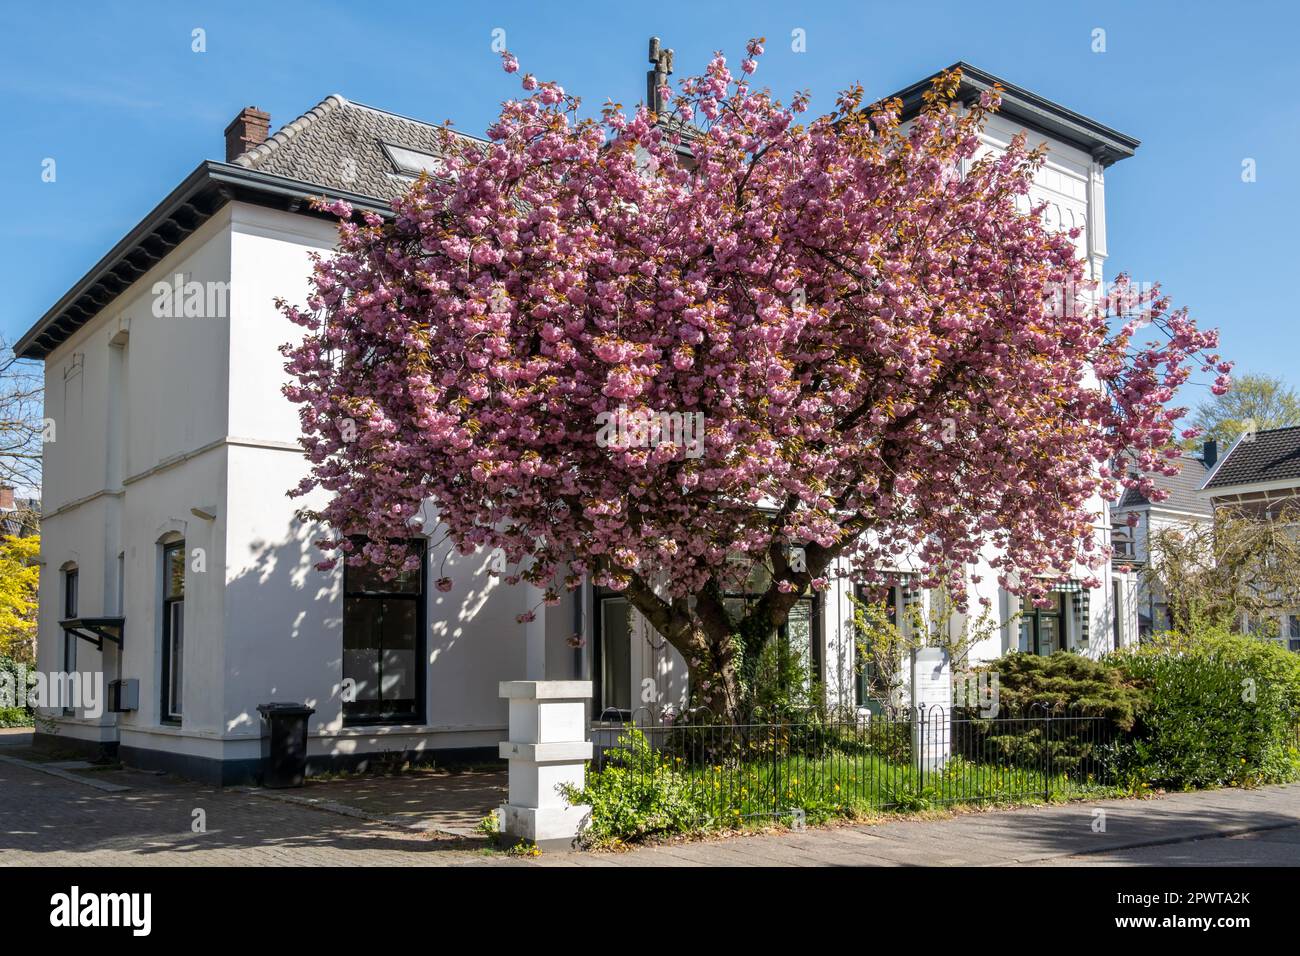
[{"x1": 911, "y1": 647, "x2": 952, "y2": 773}]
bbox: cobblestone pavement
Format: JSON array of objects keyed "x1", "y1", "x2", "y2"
[
  {"x1": 0, "y1": 750, "x2": 490, "y2": 867},
  {"x1": 3, "y1": 729, "x2": 1298, "y2": 866}
]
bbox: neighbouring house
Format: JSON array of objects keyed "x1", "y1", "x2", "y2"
[
  {"x1": 18, "y1": 60, "x2": 1140, "y2": 783},
  {"x1": 1200, "y1": 425, "x2": 1300, "y2": 650},
  {"x1": 0, "y1": 485, "x2": 40, "y2": 537},
  {"x1": 1111, "y1": 446, "x2": 1215, "y2": 639}
]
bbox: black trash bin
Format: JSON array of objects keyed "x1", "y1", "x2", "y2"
[{"x1": 257, "y1": 702, "x2": 315, "y2": 788}]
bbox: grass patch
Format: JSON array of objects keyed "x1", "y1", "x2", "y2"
[{"x1": 568, "y1": 729, "x2": 1120, "y2": 847}]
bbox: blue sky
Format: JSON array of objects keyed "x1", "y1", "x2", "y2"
[{"x1": 2, "y1": 0, "x2": 1296, "y2": 401}]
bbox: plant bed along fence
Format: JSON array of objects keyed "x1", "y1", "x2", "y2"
[{"x1": 585, "y1": 704, "x2": 1119, "y2": 832}]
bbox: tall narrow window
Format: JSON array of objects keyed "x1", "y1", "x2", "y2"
[
  {"x1": 723, "y1": 571, "x2": 821, "y2": 701},
  {"x1": 854, "y1": 584, "x2": 898, "y2": 708},
  {"x1": 62, "y1": 567, "x2": 79, "y2": 715},
  {"x1": 342, "y1": 542, "x2": 425, "y2": 725},
  {"x1": 596, "y1": 594, "x2": 633, "y2": 718},
  {"x1": 1112, "y1": 581, "x2": 1123, "y2": 649},
  {"x1": 161, "y1": 542, "x2": 185, "y2": 722},
  {"x1": 788, "y1": 600, "x2": 814, "y2": 686}
]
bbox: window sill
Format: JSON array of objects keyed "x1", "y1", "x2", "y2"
[{"x1": 342, "y1": 718, "x2": 422, "y2": 730}]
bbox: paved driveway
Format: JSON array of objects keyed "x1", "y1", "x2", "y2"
[{"x1": 0, "y1": 732, "x2": 490, "y2": 866}]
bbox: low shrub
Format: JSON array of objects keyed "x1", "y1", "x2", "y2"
[
  {"x1": 862, "y1": 714, "x2": 912, "y2": 765},
  {"x1": 1110, "y1": 628, "x2": 1300, "y2": 789},
  {"x1": 969, "y1": 651, "x2": 1146, "y2": 729},
  {"x1": 957, "y1": 651, "x2": 1145, "y2": 779},
  {"x1": 564, "y1": 729, "x2": 715, "y2": 846},
  {"x1": 0, "y1": 706, "x2": 32, "y2": 728},
  {"x1": 0, "y1": 654, "x2": 33, "y2": 727}
]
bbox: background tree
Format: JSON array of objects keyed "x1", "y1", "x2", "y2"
[
  {"x1": 1145, "y1": 504, "x2": 1300, "y2": 635},
  {"x1": 1190, "y1": 371, "x2": 1300, "y2": 445},
  {"x1": 0, "y1": 533, "x2": 40, "y2": 663},
  {"x1": 281, "y1": 45, "x2": 1226, "y2": 721},
  {"x1": 0, "y1": 335, "x2": 44, "y2": 498}
]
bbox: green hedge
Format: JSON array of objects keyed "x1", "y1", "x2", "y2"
[
  {"x1": 1110, "y1": 629, "x2": 1300, "y2": 789},
  {"x1": 0, "y1": 655, "x2": 33, "y2": 727}
]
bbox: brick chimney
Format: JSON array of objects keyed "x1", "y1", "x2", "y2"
[
  {"x1": 0, "y1": 485, "x2": 14, "y2": 511},
  {"x1": 224, "y1": 106, "x2": 271, "y2": 162}
]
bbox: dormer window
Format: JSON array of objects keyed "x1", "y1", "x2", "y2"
[{"x1": 381, "y1": 143, "x2": 448, "y2": 180}]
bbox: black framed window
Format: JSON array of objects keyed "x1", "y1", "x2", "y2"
[
  {"x1": 342, "y1": 541, "x2": 426, "y2": 725},
  {"x1": 594, "y1": 593, "x2": 633, "y2": 719},
  {"x1": 723, "y1": 587, "x2": 821, "y2": 696},
  {"x1": 1018, "y1": 591, "x2": 1064, "y2": 656},
  {"x1": 1112, "y1": 581, "x2": 1123, "y2": 648},
  {"x1": 63, "y1": 568, "x2": 78, "y2": 715},
  {"x1": 161, "y1": 542, "x2": 185, "y2": 723},
  {"x1": 785, "y1": 598, "x2": 817, "y2": 692},
  {"x1": 853, "y1": 584, "x2": 898, "y2": 707}
]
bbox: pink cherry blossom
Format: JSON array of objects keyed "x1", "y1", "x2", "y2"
[{"x1": 281, "y1": 47, "x2": 1225, "y2": 718}]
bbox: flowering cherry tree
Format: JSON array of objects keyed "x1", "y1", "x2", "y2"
[{"x1": 281, "y1": 44, "x2": 1227, "y2": 719}]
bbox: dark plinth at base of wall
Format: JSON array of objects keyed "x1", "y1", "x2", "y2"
[
  {"x1": 304, "y1": 747, "x2": 499, "y2": 779},
  {"x1": 115, "y1": 743, "x2": 501, "y2": 787},
  {"x1": 31, "y1": 732, "x2": 119, "y2": 764},
  {"x1": 118, "y1": 745, "x2": 263, "y2": 786}
]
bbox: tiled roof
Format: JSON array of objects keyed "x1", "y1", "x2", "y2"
[
  {"x1": 232, "y1": 94, "x2": 480, "y2": 202},
  {"x1": 0, "y1": 499, "x2": 40, "y2": 536},
  {"x1": 1117, "y1": 456, "x2": 1212, "y2": 514},
  {"x1": 887, "y1": 62, "x2": 1139, "y2": 167},
  {"x1": 1205, "y1": 426, "x2": 1300, "y2": 490},
  {"x1": 16, "y1": 95, "x2": 479, "y2": 360}
]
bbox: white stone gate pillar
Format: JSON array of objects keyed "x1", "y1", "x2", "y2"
[{"x1": 498, "y1": 680, "x2": 592, "y2": 850}]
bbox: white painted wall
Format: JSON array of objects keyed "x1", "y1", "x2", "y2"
[
  {"x1": 1115, "y1": 504, "x2": 1213, "y2": 634},
  {"x1": 37, "y1": 208, "x2": 234, "y2": 751},
  {"x1": 216, "y1": 204, "x2": 539, "y2": 761},
  {"x1": 36, "y1": 201, "x2": 544, "y2": 770}
]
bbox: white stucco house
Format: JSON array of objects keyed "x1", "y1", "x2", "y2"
[{"x1": 19, "y1": 62, "x2": 1140, "y2": 783}]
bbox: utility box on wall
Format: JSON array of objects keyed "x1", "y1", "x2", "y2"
[{"x1": 107, "y1": 678, "x2": 139, "y2": 712}]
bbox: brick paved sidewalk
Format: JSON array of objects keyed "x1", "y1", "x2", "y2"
[
  {"x1": 3, "y1": 733, "x2": 1298, "y2": 866},
  {"x1": 507, "y1": 782, "x2": 1300, "y2": 867}
]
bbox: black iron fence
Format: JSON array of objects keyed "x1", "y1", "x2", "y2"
[{"x1": 588, "y1": 704, "x2": 1117, "y2": 826}]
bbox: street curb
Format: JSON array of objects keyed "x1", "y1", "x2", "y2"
[{"x1": 0, "y1": 753, "x2": 131, "y2": 793}]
